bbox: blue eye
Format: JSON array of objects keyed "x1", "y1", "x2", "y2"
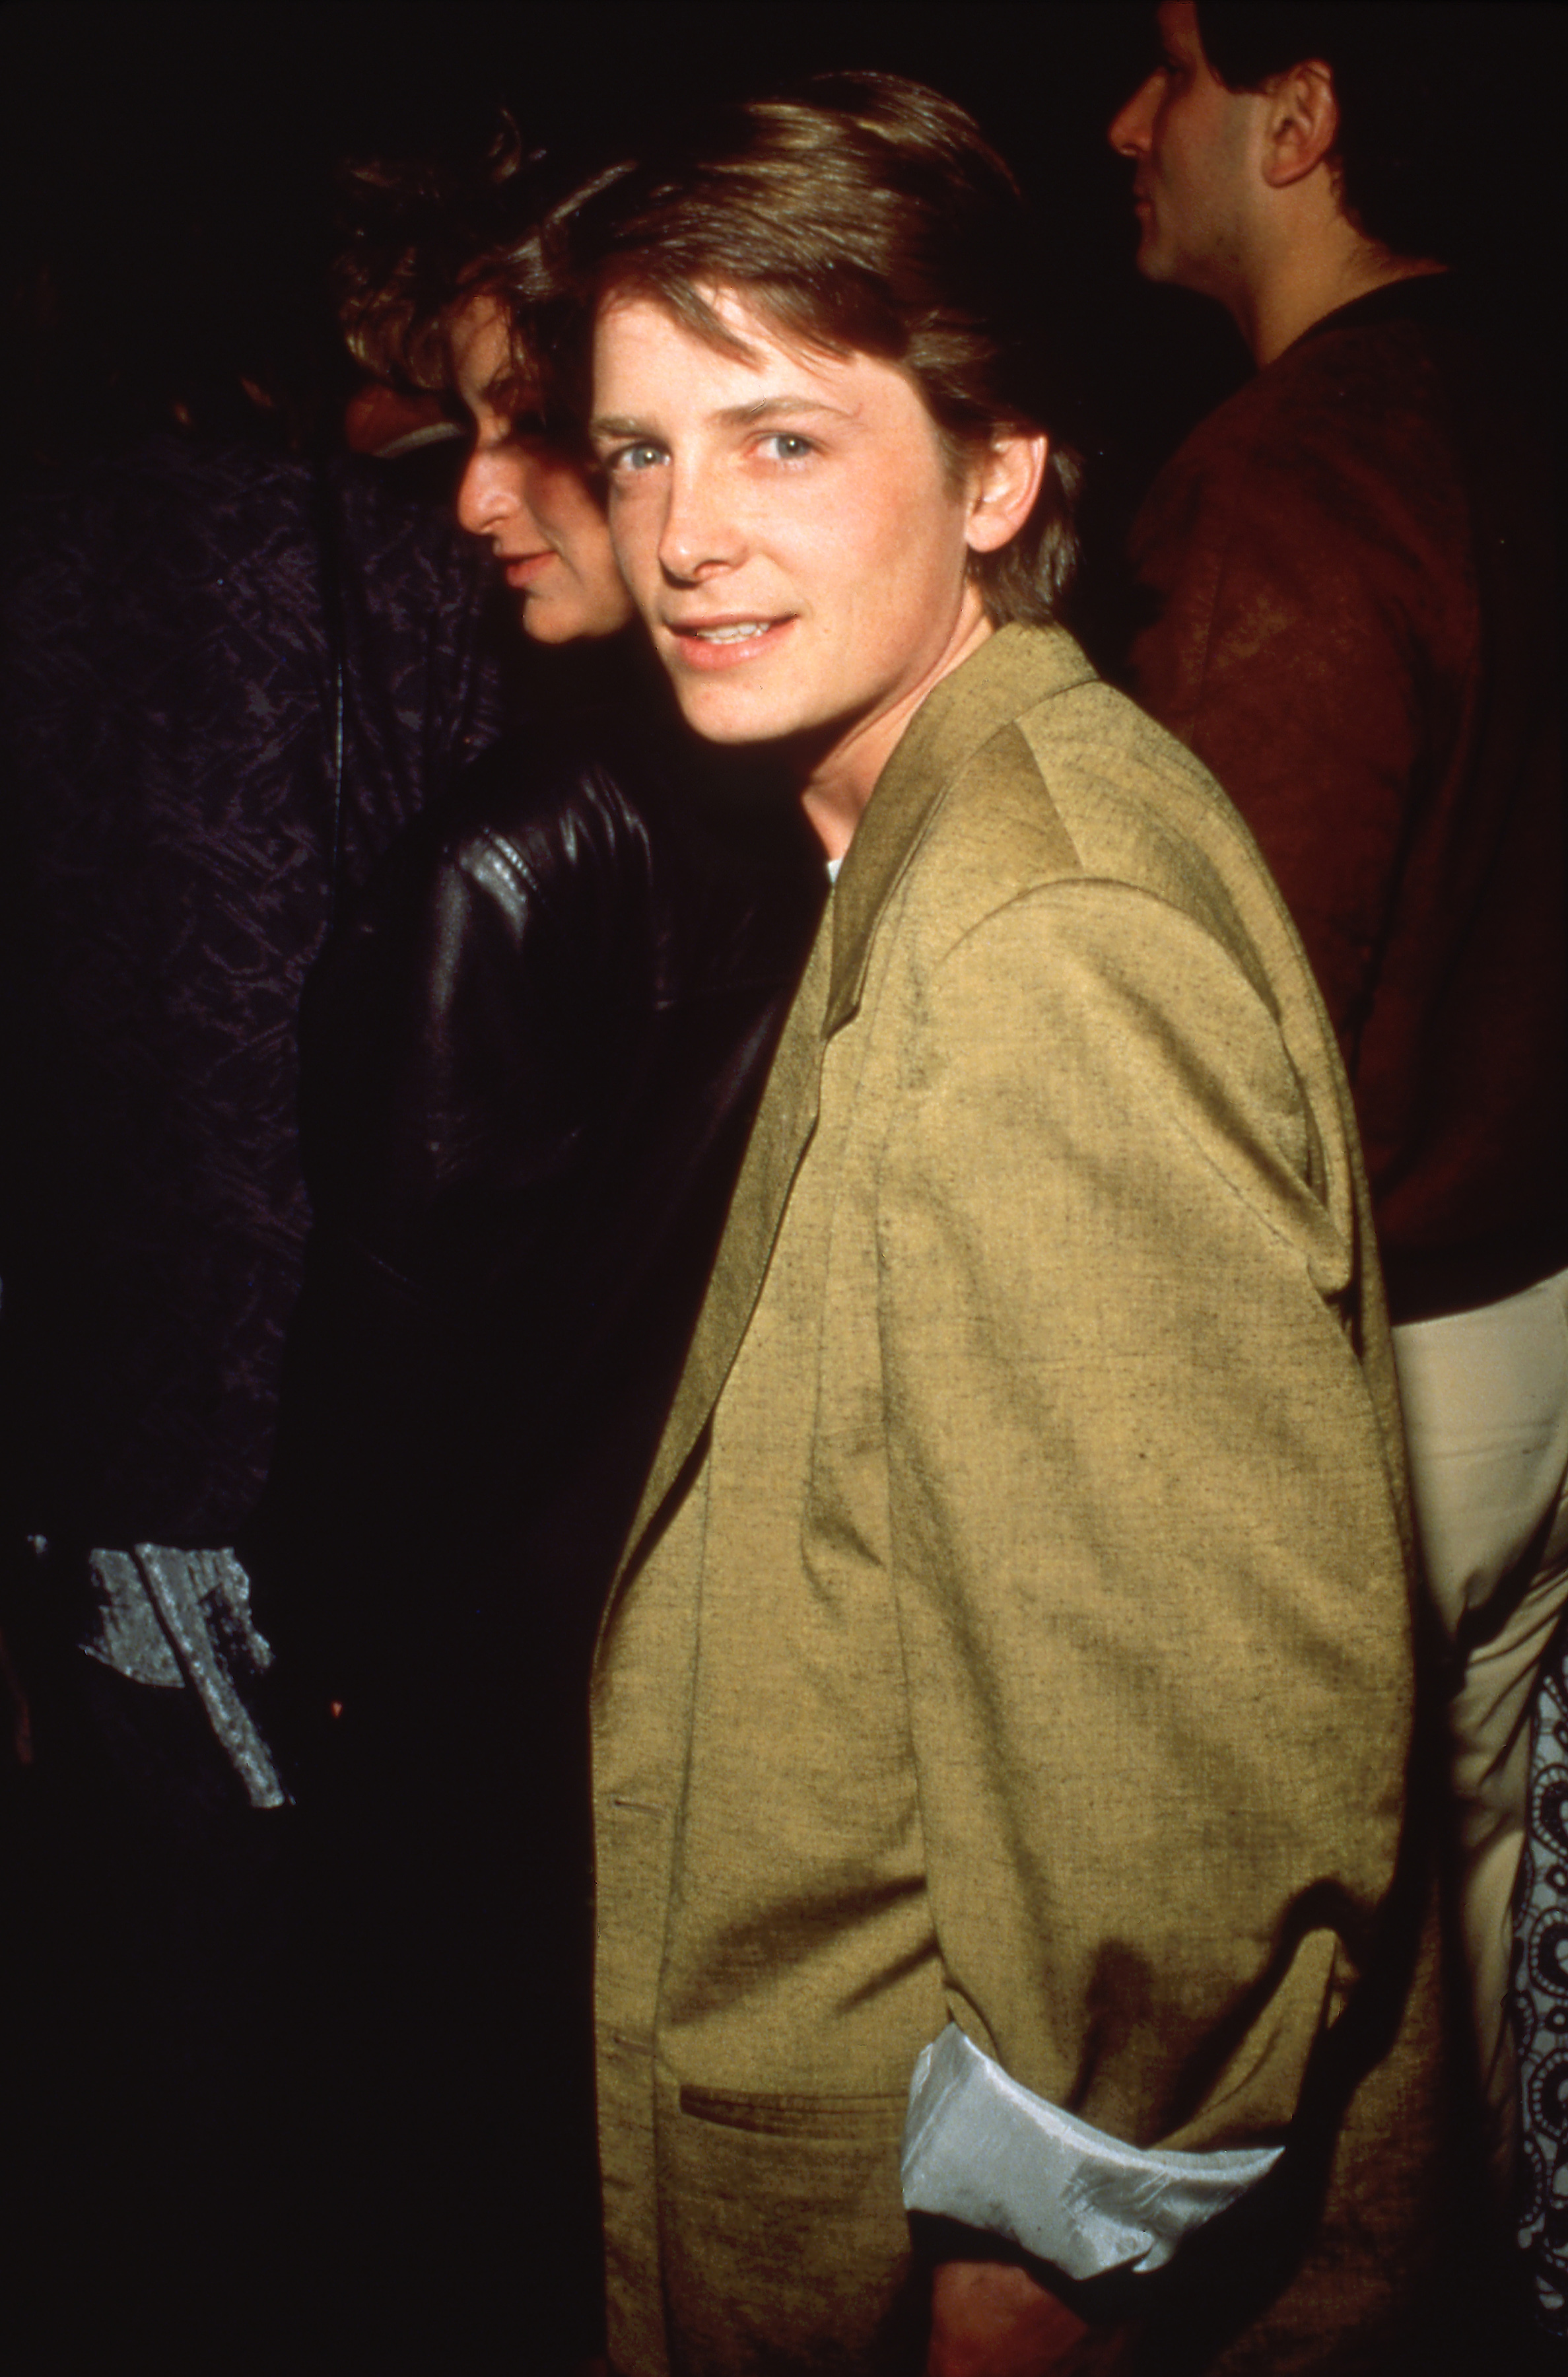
[
  {"x1": 611, "y1": 442, "x2": 664, "y2": 475},
  {"x1": 767, "y1": 434, "x2": 815, "y2": 462}
]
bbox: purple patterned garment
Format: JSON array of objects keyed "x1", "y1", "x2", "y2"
[
  {"x1": 0, "y1": 429, "x2": 509, "y2": 1546},
  {"x1": 1514, "y1": 1616, "x2": 1568, "y2": 2337}
]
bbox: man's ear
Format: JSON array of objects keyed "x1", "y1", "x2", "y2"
[
  {"x1": 1261, "y1": 59, "x2": 1339, "y2": 190},
  {"x1": 966, "y1": 431, "x2": 1048, "y2": 557}
]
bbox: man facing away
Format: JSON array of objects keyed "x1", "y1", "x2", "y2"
[
  {"x1": 1109, "y1": 3, "x2": 1567, "y2": 2215},
  {"x1": 554, "y1": 73, "x2": 1464, "y2": 2374}
]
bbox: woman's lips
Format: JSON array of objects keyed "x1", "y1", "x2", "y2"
[
  {"x1": 664, "y1": 616, "x2": 794, "y2": 672},
  {"x1": 503, "y1": 551, "x2": 554, "y2": 589}
]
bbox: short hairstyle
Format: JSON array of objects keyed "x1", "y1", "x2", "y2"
[
  {"x1": 557, "y1": 73, "x2": 1083, "y2": 628},
  {"x1": 1195, "y1": 3, "x2": 1469, "y2": 263}
]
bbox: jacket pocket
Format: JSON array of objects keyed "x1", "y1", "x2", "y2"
[
  {"x1": 661, "y1": 2084, "x2": 918, "y2": 2375},
  {"x1": 677, "y1": 2082, "x2": 906, "y2": 2139}
]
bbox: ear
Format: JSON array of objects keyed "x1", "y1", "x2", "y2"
[
  {"x1": 965, "y1": 430, "x2": 1050, "y2": 557},
  {"x1": 1260, "y1": 59, "x2": 1339, "y2": 190}
]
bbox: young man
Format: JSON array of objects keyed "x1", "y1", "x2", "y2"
[
  {"x1": 564, "y1": 73, "x2": 1454, "y2": 2375},
  {"x1": 1110, "y1": 3, "x2": 1567, "y2": 2235}
]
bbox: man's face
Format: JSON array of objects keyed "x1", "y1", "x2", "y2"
[
  {"x1": 590, "y1": 286, "x2": 988, "y2": 761},
  {"x1": 451, "y1": 298, "x2": 633, "y2": 645},
  {"x1": 1108, "y1": 1, "x2": 1262, "y2": 299}
]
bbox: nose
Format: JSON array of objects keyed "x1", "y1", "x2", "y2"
[
  {"x1": 1109, "y1": 72, "x2": 1159, "y2": 156},
  {"x1": 656, "y1": 462, "x2": 743, "y2": 587},
  {"x1": 456, "y1": 444, "x2": 518, "y2": 540}
]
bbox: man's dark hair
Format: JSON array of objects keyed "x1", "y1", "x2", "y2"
[
  {"x1": 1196, "y1": 3, "x2": 1469, "y2": 263},
  {"x1": 557, "y1": 73, "x2": 1083, "y2": 628}
]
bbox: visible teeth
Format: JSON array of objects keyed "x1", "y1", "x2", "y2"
[{"x1": 692, "y1": 622, "x2": 769, "y2": 642}]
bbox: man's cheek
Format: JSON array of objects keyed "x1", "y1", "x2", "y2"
[{"x1": 608, "y1": 516, "x2": 657, "y2": 613}]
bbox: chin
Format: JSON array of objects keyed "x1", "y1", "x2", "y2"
[
  {"x1": 530, "y1": 597, "x2": 637, "y2": 647},
  {"x1": 521, "y1": 606, "x2": 581, "y2": 647},
  {"x1": 1136, "y1": 228, "x2": 1193, "y2": 289},
  {"x1": 671, "y1": 680, "x2": 797, "y2": 748},
  {"x1": 671, "y1": 703, "x2": 765, "y2": 747}
]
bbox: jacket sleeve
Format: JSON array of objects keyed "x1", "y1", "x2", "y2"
[
  {"x1": 254, "y1": 796, "x2": 630, "y2": 1684},
  {"x1": 873, "y1": 874, "x2": 1414, "y2": 2170},
  {"x1": 1125, "y1": 401, "x2": 1467, "y2": 1077},
  {"x1": 299, "y1": 810, "x2": 614, "y2": 1300}
]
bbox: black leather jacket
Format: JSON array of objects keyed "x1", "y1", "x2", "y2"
[{"x1": 252, "y1": 660, "x2": 824, "y2": 1713}]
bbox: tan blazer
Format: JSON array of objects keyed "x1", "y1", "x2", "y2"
[{"x1": 592, "y1": 627, "x2": 1450, "y2": 2374}]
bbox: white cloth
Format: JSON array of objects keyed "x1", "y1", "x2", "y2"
[{"x1": 901, "y1": 2022, "x2": 1281, "y2": 2281}]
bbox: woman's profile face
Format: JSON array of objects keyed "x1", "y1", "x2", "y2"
[{"x1": 451, "y1": 297, "x2": 634, "y2": 645}]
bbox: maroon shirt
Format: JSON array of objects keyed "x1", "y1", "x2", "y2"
[{"x1": 1127, "y1": 278, "x2": 1564, "y2": 1320}]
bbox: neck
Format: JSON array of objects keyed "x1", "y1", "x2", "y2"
[
  {"x1": 1237, "y1": 226, "x2": 1447, "y2": 367},
  {"x1": 797, "y1": 594, "x2": 995, "y2": 862}
]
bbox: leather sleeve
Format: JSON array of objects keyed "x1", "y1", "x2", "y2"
[
  {"x1": 299, "y1": 783, "x2": 645, "y2": 1303},
  {"x1": 254, "y1": 773, "x2": 650, "y2": 1686},
  {"x1": 874, "y1": 876, "x2": 1415, "y2": 2159}
]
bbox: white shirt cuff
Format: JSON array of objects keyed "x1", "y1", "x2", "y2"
[{"x1": 901, "y1": 2022, "x2": 1281, "y2": 2281}]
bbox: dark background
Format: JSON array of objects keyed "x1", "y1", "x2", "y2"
[{"x1": 1, "y1": 3, "x2": 1563, "y2": 540}]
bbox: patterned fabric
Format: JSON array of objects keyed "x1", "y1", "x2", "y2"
[
  {"x1": 0, "y1": 427, "x2": 508, "y2": 1547},
  {"x1": 79, "y1": 1544, "x2": 285, "y2": 1809},
  {"x1": 1515, "y1": 1614, "x2": 1568, "y2": 2335}
]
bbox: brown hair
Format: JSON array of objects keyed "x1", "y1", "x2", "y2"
[
  {"x1": 557, "y1": 73, "x2": 1083, "y2": 626},
  {"x1": 333, "y1": 120, "x2": 577, "y2": 435}
]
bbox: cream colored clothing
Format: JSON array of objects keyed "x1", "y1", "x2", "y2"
[{"x1": 592, "y1": 627, "x2": 1452, "y2": 2375}]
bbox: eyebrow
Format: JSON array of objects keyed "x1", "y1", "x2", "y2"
[{"x1": 590, "y1": 395, "x2": 855, "y2": 442}]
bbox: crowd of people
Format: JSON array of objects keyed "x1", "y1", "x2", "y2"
[{"x1": 1, "y1": 7, "x2": 1562, "y2": 2372}]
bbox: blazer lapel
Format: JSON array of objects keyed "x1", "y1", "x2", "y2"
[{"x1": 605, "y1": 625, "x2": 1099, "y2": 1606}]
